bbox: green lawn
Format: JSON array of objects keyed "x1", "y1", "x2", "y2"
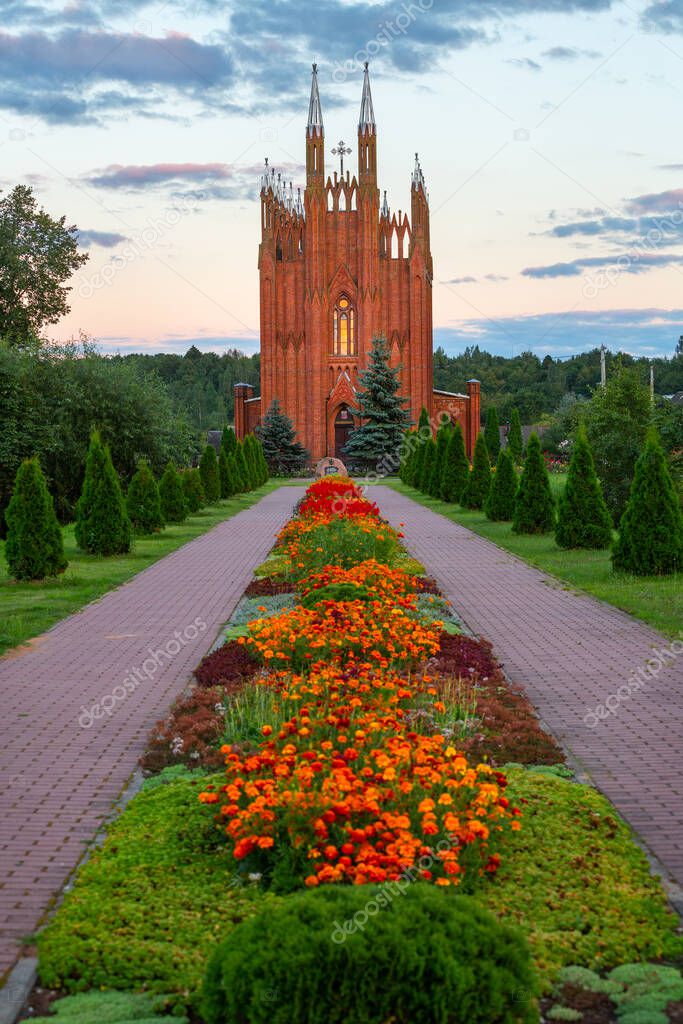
[
  {"x1": 0, "y1": 483, "x2": 280, "y2": 656},
  {"x1": 383, "y1": 476, "x2": 683, "y2": 638}
]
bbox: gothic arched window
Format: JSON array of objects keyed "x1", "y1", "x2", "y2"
[{"x1": 333, "y1": 295, "x2": 356, "y2": 356}]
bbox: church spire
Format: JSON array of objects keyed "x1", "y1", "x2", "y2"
[
  {"x1": 358, "y1": 61, "x2": 375, "y2": 133},
  {"x1": 307, "y1": 62, "x2": 323, "y2": 138}
]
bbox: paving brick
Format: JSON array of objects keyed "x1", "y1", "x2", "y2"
[
  {"x1": 371, "y1": 486, "x2": 683, "y2": 893},
  {"x1": 0, "y1": 487, "x2": 302, "y2": 980}
]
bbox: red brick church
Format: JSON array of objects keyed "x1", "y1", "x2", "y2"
[{"x1": 234, "y1": 63, "x2": 480, "y2": 462}]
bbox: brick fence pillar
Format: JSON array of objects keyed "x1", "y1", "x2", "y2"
[
  {"x1": 466, "y1": 379, "x2": 481, "y2": 459},
  {"x1": 233, "y1": 383, "x2": 254, "y2": 440}
]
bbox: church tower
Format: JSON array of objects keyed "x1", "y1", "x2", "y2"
[{"x1": 237, "y1": 64, "x2": 480, "y2": 462}]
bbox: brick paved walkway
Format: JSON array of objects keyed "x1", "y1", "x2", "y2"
[
  {"x1": 371, "y1": 486, "x2": 683, "y2": 894},
  {"x1": 0, "y1": 487, "x2": 302, "y2": 980}
]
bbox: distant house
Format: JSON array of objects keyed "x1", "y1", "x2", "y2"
[
  {"x1": 206, "y1": 430, "x2": 222, "y2": 453},
  {"x1": 499, "y1": 423, "x2": 547, "y2": 447}
]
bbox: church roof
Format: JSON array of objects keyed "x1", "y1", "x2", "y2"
[
  {"x1": 307, "y1": 63, "x2": 324, "y2": 137},
  {"x1": 358, "y1": 61, "x2": 375, "y2": 130}
]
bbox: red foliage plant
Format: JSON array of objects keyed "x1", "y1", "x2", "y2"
[
  {"x1": 140, "y1": 686, "x2": 227, "y2": 772},
  {"x1": 194, "y1": 640, "x2": 259, "y2": 689}
]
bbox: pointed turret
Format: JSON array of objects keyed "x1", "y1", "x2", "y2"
[
  {"x1": 306, "y1": 63, "x2": 325, "y2": 185},
  {"x1": 358, "y1": 61, "x2": 375, "y2": 133},
  {"x1": 307, "y1": 62, "x2": 324, "y2": 138},
  {"x1": 357, "y1": 62, "x2": 377, "y2": 186}
]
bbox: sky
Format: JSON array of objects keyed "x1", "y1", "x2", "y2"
[{"x1": 2, "y1": 0, "x2": 683, "y2": 360}]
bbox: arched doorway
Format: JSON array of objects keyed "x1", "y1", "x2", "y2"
[{"x1": 334, "y1": 404, "x2": 354, "y2": 460}]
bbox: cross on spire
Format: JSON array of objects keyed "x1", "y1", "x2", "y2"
[{"x1": 331, "y1": 139, "x2": 352, "y2": 176}]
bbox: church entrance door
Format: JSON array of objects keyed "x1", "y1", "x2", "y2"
[{"x1": 334, "y1": 405, "x2": 354, "y2": 460}]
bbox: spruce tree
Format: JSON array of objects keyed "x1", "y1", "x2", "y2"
[
  {"x1": 221, "y1": 426, "x2": 237, "y2": 457},
  {"x1": 75, "y1": 431, "x2": 132, "y2": 555},
  {"x1": 462, "y1": 432, "x2": 491, "y2": 510},
  {"x1": 418, "y1": 437, "x2": 437, "y2": 493},
  {"x1": 5, "y1": 458, "x2": 67, "y2": 580},
  {"x1": 126, "y1": 460, "x2": 164, "y2": 535},
  {"x1": 484, "y1": 406, "x2": 501, "y2": 461},
  {"x1": 428, "y1": 419, "x2": 451, "y2": 498},
  {"x1": 182, "y1": 468, "x2": 205, "y2": 513},
  {"x1": 159, "y1": 462, "x2": 188, "y2": 523},
  {"x1": 441, "y1": 421, "x2": 470, "y2": 504},
  {"x1": 512, "y1": 432, "x2": 555, "y2": 534},
  {"x1": 235, "y1": 442, "x2": 252, "y2": 492},
  {"x1": 555, "y1": 427, "x2": 612, "y2": 549},
  {"x1": 343, "y1": 335, "x2": 412, "y2": 468},
  {"x1": 256, "y1": 399, "x2": 309, "y2": 476},
  {"x1": 485, "y1": 448, "x2": 517, "y2": 521},
  {"x1": 218, "y1": 450, "x2": 233, "y2": 499},
  {"x1": 199, "y1": 444, "x2": 221, "y2": 504},
  {"x1": 507, "y1": 409, "x2": 523, "y2": 464},
  {"x1": 612, "y1": 429, "x2": 683, "y2": 575}
]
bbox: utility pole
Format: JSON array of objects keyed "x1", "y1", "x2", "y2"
[{"x1": 600, "y1": 344, "x2": 606, "y2": 388}]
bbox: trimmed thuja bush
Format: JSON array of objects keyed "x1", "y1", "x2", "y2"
[
  {"x1": 126, "y1": 460, "x2": 164, "y2": 535},
  {"x1": 201, "y1": 885, "x2": 538, "y2": 1024},
  {"x1": 200, "y1": 444, "x2": 221, "y2": 504},
  {"x1": 159, "y1": 462, "x2": 188, "y2": 523},
  {"x1": 235, "y1": 442, "x2": 252, "y2": 492},
  {"x1": 555, "y1": 427, "x2": 612, "y2": 549},
  {"x1": 221, "y1": 425, "x2": 237, "y2": 456},
  {"x1": 5, "y1": 458, "x2": 67, "y2": 580},
  {"x1": 485, "y1": 447, "x2": 518, "y2": 521},
  {"x1": 612, "y1": 428, "x2": 683, "y2": 575},
  {"x1": 512, "y1": 432, "x2": 555, "y2": 534},
  {"x1": 404, "y1": 408, "x2": 429, "y2": 486},
  {"x1": 218, "y1": 450, "x2": 234, "y2": 499},
  {"x1": 462, "y1": 432, "x2": 491, "y2": 510},
  {"x1": 485, "y1": 404, "x2": 501, "y2": 460},
  {"x1": 428, "y1": 419, "x2": 451, "y2": 498},
  {"x1": 183, "y1": 468, "x2": 205, "y2": 513},
  {"x1": 507, "y1": 407, "x2": 523, "y2": 464},
  {"x1": 418, "y1": 437, "x2": 436, "y2": 493},
  {"x1": 75, "y1": 431, "x2": 131, "y2": 555},
  {"x1": 441, "y1": 421, "x2": 469, "y2": 503}
]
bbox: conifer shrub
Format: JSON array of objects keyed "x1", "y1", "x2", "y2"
[
  {"x1": 159, "y1": 462, "x2": 188, "y2": 523},
  {"x1": 485, "y1": 448, "x2": 518, "y2": 521},
  {"x1": 126, "y1": 460, "x2": 164, "y2": 535},
  {"x1": 227, "y1": 454, "x2": 244, "y2": 494},
  {"x1": 555, "y1": 427, "x2": 612, "y2": 549},
  {"x1": 612, "y1": 429, "x2": 683, "y2": 575},
  {"x1": 398, "y1": 430, "x2": 413, "y2": 482},
  {"x1": 201, "y1": 885, "x2": 537, "y2": 1024},
  {"x1": 507, "y1": 408, "x2": 524, "y2": 464},
  {"x1": 199, "y1": 445, "x2": 221, "y2": 504},
  {"x1": 253, "y1": 437, "x2": 269, "y2": 485},
  {"x1": 428, "y1": 419, "x2": 451, "y2": 498},
  {"x1": 441, "y1": 421, "x2": 469, "y2": 503},
  {"x1": 410, "y1": 435, "x2": 427, "y2": 490},
  {"x1": 4, "y1": 458, "x2": 67, "y2": 580},
  {"x1": 221, "y1": 426, "x2": 237, "y2": 457},
  {"x1": 462, "y1": 432, "x2": 491, "y2": 510},
  {"x1": 404, "y1": 408, "x2": 430, "y2": 486},
  {"x1": 74, "y1": 432, "x2": 131, "y2": 555},
  {"x1": 418, "y1": 437, "x2": 436, "y2": 493},
  {"x1": 485, "y1": 405, "x2": 501, "y2": 460},
  {"x1": 182, "y1": 468, "x2": 205, "y2": 513},
  {"x1": 217, "y1": 451, "x2": 233, "y2": 500},
  {"x1": 235, "y1": 443, "x2": 252, "y2": 492},
  {"x1": 512, "y1": 433, "x2": 555, "y2": 534}
]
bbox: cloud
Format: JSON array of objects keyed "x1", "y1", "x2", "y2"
[
  {"x1": 84, "y1": 160, "x2": 305, "y2": 201},
  {"x1": 627, "y1": 188, "x2": 683, "y2": 213},
  {"x1": 484, "y1": 273, "x2": 509, "y2": 282},
  {"x1": 522, "y1": 252, "x2": 683, "y2": 278},
  {"x1": 641, "y1": 0, "x2": 683, "y2": 33},
  {"x1": 78, "y1": 229, "x2": 128, "y2": 248},
  {"x1": 506, "y1": 57, "x2": 542, "y2": 70},
  {"x1": 448, "y1": 275, "x2": 478, "y2": 284},
  {"x1": 541, "y1": 45, "x2": 602, "y2": 59},
  {"x1": 0, "y1": 27, "x2": 234, "y2": 123},
  {"x1": 435, "y1": 307, "x2": 683, "y2": 358}
]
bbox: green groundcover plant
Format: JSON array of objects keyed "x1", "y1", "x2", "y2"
[
  {"x1": 202, "y1": 885, "x2": 538, "y2": 1024},
  {"x1": 37, "y1": 770, "x2": 682, "y2": 1004}
]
